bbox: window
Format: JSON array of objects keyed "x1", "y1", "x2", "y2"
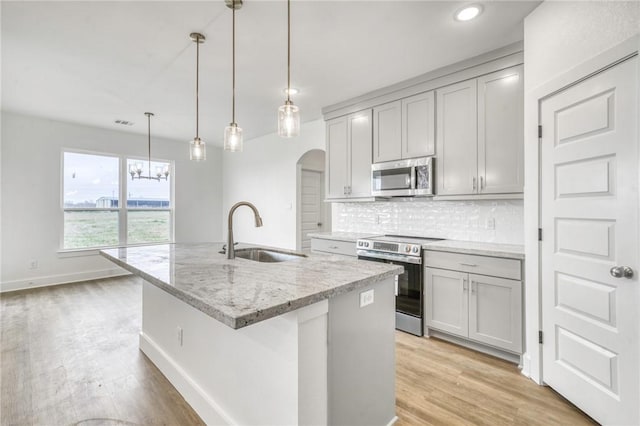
[{"x1": 62, "y1": 151, "x2": 173, "y2": 250}]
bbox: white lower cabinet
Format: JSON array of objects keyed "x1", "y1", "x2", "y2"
[{"x1": 425, "y1": 252, "x2": 523, "y2": 354}]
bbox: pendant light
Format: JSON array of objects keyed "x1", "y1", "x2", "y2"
[
  {"x1": 189, "y1": 32, "x2": 206, "y2": 161},
  {"x1": 129, "y1": 112, "x2": 169, "y2": 181},
  {"x1": 224, "y1": 0, "x2": 243, "y2": 152},
  {"x1": 277, "y1": 0, "x2": 300, "y2": 138}
]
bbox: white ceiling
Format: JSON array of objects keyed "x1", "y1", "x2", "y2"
[{"x1": 2, "y1": 1, "x2": 540, "y2": 146}]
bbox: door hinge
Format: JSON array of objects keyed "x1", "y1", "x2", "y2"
[
  {"x1": 538, "y1": 228, "x2": 543, "y2": 241},
  {"x1": 538, "y1": 125, "x2": 542, "y2": 138},
  {"x1": 539, "y1": 331, "x2": 544, "y2": 344}
]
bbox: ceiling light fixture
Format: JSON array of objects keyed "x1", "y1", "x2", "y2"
[
  {"x1": 277, "y1": 0, "x2": 300, "y2": 138},
  {"x1": 189, "y1": 32, "x2": 206, "y2": 161},
  {"x1": 224, "y1": 0, "x2": 243, "y2": 152},
  {"x1": 129, "y1": 112, "x2": 169, "y2": 181},
  {"x1": 455, "y1": 4, "x2": 483, "y2": 21}
]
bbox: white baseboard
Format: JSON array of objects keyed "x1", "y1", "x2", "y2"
[
  {"x1": 0, "y1": 267, "x2": 130, "y2": 293},
  {"x1": 139, "y1": 332, "x2": 237, "y2": 426}
]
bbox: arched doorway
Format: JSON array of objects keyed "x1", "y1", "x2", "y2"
[{"x1": 296, "y1": 149, "x2": 331, "y2": 252}]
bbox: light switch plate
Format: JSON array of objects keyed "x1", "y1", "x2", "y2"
[{"x1": 360, "y1": 289, "x2": 374, "y2": 307}]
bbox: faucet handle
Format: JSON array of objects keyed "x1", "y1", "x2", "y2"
[{"x1": 222, "y1": 242, "x2": 239, "y2": 252}]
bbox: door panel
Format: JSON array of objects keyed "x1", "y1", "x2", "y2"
[
  {"x1": 468, "y1": 274, "x2": 522, "y2": 353},
  {"x1": 373, "y1": 101, "x2": 401, "y2": 163},
  {"x1": 541, "y1": 56, "x2": 638, "y2": 425},
  {"x1": 326, "y1": 117, "x2": 348, "y2": 198},
  {"x1": 402, "y1": 91, "x2": 435, "y2": 159},
  {"x1": 300, "y1": 170, "x2": 323, "y2": 251},
  {"x1": 425, "y1": 268, "x2": 468, "y2": 337},
  {"x1": 436, "y1": 80, "x2": 478, "y2": 195},
  {"x1": 477, "y1": 65, "x2": 524, "y2": 194},
  {"x1": 348, "y1": 110, "x2": 373, "y2": 198}
]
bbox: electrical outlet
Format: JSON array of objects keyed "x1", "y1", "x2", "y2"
[
  {"x1": 485, "y1": 218, "x2": 496, "y2": 230},
  {"x1": 176, "y1": 326, "x2": 183, "y2": 346},
  {"x1": 360, "y1": 289, "x2": 374, "y2": 307},
  {"x1": 28, "y1": 259, "x2": 38, "y2": 270}
]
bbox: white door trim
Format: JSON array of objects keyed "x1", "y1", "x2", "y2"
[{"x1": 523, "y1": 34, "x2": 639, "y2": 385}]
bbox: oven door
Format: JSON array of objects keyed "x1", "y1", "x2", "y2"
[{"x1": 357, "y1": 252, "x2": 423, "y2": 336}]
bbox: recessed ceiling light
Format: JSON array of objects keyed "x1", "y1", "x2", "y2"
[
  {"x1": 283, "y1": 87, "x2": 299, "y2": 96},
  {"x1": 455, "y1": 4, "x2": 483, "y2": 22}
]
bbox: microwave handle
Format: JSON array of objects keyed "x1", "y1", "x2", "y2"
[{"x1": 410, "y1": 166, "x2": 416, "y2": 189}]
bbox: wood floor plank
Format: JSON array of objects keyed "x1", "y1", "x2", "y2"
[{"x1": 1, "y1": 276, "x2": 597, "y2": 425}]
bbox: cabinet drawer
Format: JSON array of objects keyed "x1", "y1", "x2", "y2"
[
  {"x1": 311, "y1": 238, "x2": 356, "y2": 257},
  {"x1": 424, "y1": 250, "x2": 520, "y2": 280}
]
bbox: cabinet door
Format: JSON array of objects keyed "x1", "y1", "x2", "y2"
[
  {"x1": 436, "y1": 80, "x2": 478, "y2": 195},
  {"x1": 425, "y1": 268, "x2": 468, "y2": 338},
  {"x1": 326, "y1": 116, "x2": 349, "y2": 199},
  {"x1": 477, "y1": 65, "x2": 524, "y2": 194},
  {"x1": 468, "y1": 274, "x2": 522, "y2": 353},
  {"x1": 402, "y1": 91, "x2": 435, "y2": 159},
  {"x1": 373, "y1": 101, "x2": 402, "y2": 163},
  {"x1": 348, "y1": 110, "x2": 373, "y2": 198}
]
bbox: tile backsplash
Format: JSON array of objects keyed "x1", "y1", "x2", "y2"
[{"x1": 332, "y1": 199, "x2": 524, "y2": 245}]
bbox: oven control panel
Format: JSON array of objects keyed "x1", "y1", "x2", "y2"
[{"x1": 357, "y1": 239, "x2": 422, "y2": 257}]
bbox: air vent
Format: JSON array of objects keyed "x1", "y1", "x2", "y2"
[{"x1": 114, "y1": 119, "x2": 135, "y2": 126}]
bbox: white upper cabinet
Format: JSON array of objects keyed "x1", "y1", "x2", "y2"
[
  {"x1": 477, "y1": 66, "x2": 524, "y2": 194},
  {"x1": 373, "y1": 101, "x2": 402, "y2": 163},
  {"x1": 402, "y1": 91, "x2": 435, "y2": 159},
  {"x1": 325, "y1": 110, "x2": 373, "y2": 200},
  {"x1": 373, "y1": 92, "x2": 435, "y2": 163},
  {"x1": 436, "y1": 65, "x2": 524, "y2": 196},
  {"x1": 436, "y1": 79, "x2": 478, "y2": 195}
]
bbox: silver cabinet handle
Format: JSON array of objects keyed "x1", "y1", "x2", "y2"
[
  {"x1": 463, "y1": 279, "x2": 468, "y2": 292},
  {"x1": 329, "y1": 245, "x2": 339, "y2": 249},
  {"x1": 317, "y1": 222, "x2": 322, "y2": 227},
  {"x1": 460, "y1": 263, "x2": 477, "y2": 267},
  {"x1": 472, "y1": 177, "x2": 477, "y2": 191},
  {"x1": 480, "y1": 176, "x2": 484, "y2": 190},
  {"x1": 471, "y1": 281, "x2": 476, "y2": 294},
  {"x1": 610, "y1": 266, "x2": 634, "y2": 279}
]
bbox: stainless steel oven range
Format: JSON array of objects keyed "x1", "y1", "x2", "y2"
[{"x1": 356, "y1": 235, "x2": 443, "y2": 336}]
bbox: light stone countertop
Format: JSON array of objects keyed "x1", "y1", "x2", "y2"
[
  {"x1": 307, "y1": 232, "x2": 383, "y2": 243},
  {"x1": 100, "y1": 243, "x2": 402, "y2": 329},
  {"x1": 422, "y1": 240, "x2": 525, "y2": 260}
]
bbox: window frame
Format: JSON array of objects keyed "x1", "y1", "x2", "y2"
[{"x1": 60, "y1": 148, "x2": 175, "y2": 252}]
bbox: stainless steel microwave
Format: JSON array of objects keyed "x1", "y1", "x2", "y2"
[{"x1": 371, "y1": 157, "x2": 434, "y2": 197}]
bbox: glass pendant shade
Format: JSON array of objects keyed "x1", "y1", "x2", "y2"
[
  {"x1": 189, "y1": 137, "x2": 206, "y2": 161},
  {"x1": 278, "y1": 101, "x2": 300, "y2": 138},
  {"x1": 224, "y1": 123, "x2": 243, "y2": 152}
]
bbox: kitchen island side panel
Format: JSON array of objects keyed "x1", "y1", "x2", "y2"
[{"x1": 328, "y1": 276, "x2": 397, "y2": 426}]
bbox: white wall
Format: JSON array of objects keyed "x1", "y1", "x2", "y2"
[
  {"x1": 522, "y1": 1, "x2": 640, "y2": 383},
  {"x1": 221, "y1": 119, "x2": 325, "y2": 250},
  {"x1": 1, "y1": 112, "x2": 223, "y2": 291}
]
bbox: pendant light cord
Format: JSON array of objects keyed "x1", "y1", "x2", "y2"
[
  {"x1": 232, "y1": 5, "x2": 236, "y2": 124},
  {"x1": 287, "y1": 0, "x2": 291, "y2": 103},
  {"x1": 196, "y1": 36, "x2": 200, "y2": 139},
  {"x1": 147, "y1": 113, "x2": 152, "y2": 178}
]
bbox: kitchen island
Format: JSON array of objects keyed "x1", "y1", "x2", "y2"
[{"x1": 101, "y1": 243, "x2": 402, "y2": 426}]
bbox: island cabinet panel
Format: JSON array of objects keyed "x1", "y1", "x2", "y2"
[
  {"x1": 325, "y1": 110, "x2": 373, "y2": 200},
  {"x1": 402, "y1": 91, "x2": 435, "y2": 159},
  {"x1": 328, "y1": 277, "x2": 396, "y2": 426},
  {"x1": 373, "y1": 100, "x2": 402, "y2": 163},
  {"x1": 477, "y1": 65, "x2": 524, "y2": 194},
  {"x1": 436, "y1": 79, "x2": 478, "y2": 195}
]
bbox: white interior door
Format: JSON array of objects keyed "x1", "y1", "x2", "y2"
[
  {"x1": 540, "y1": 56, "x2": 639, "y2": 425},
  {"x1": 300, "y1": 169, "x2": 324, "y2": 252}
]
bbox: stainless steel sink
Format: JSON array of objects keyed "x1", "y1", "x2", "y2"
[{"x1": 232, "y1": 248, "x2": 306, "y2": 263}]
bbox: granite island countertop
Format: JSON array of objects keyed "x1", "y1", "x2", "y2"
[{"x1": 101, "y1": 243, "x2": 402, "y2": 329}]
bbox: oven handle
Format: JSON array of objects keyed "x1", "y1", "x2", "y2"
[{"x1": 357, "y1": 250, "x2": 422, "y2": 265}]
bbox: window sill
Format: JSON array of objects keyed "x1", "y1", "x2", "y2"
[{"x1": 58, "y1": 241, "x2": 173, "y2": 258}]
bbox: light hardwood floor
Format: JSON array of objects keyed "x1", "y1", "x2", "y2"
[{"x1": 1, "y1": 276, "x2": 597, "y2": 425}]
